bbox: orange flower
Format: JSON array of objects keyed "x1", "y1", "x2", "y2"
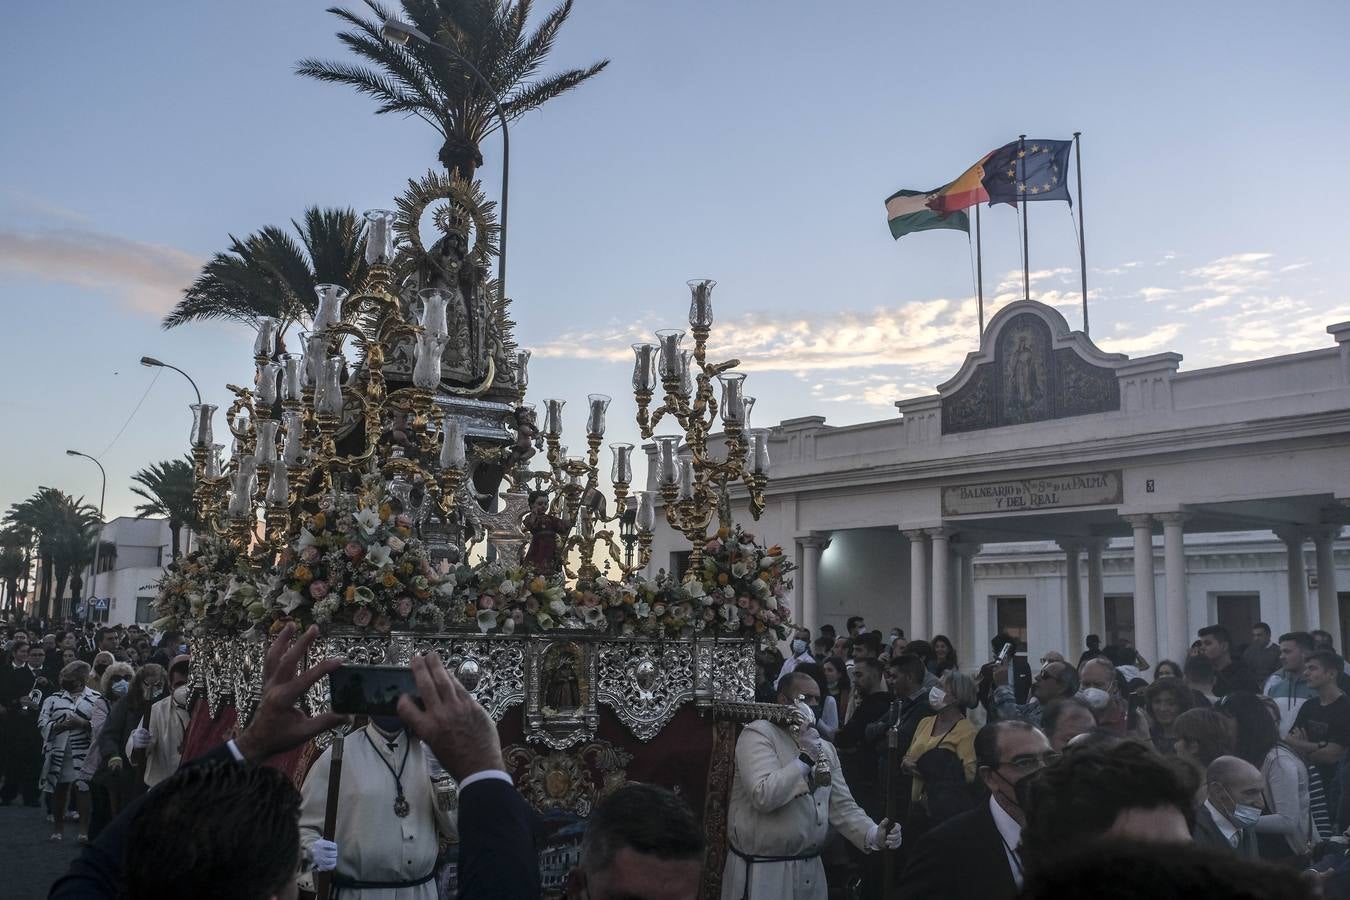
[
  {"x1": 344, "y1": 585, "x2": 356, "y2": 604},
  {"x1": 717, "y1": 573, "x2": 730, "y2": 585},
  {"x1": 379, "y1": 503, "x2": 393, "y2": 520},
  {"x1": 717, "y1": 526, "x2": 730, "y2": 539},
  {"x1": 463, "y1": 603, "x2": 477, "y2": 618},
  {"x1": 766, "y1": 545, "x2": 782, "y2": 557},
  {"x1": 312, "y1": 512, "x2": 327, "y2": 530},
  {"x1": 382, "y1": 572, "x2": 399, "y2": 589},
  {"x1": 294, "y1": 565, "x2": 312, "y2": 582},
  {"x1": 529, "y1": 576, "x2": 547, "y2": 593}
]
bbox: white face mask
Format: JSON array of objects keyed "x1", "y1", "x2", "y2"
[
  {"x1": 1231, "y1": 803, "x2": 1262, "y2": 829},
  {"x1": 928, "y1": 686, "x2": 948, "y2": 709},
  {"x1": 791, "y1": 639, "x2": 807, "y2": 656},
  {"x1": 1077, "y1": 687, "x2": 1110, "y2": 710},
  {"x1": 172, "y1": 685, "x2": 189, "y2": 705}
]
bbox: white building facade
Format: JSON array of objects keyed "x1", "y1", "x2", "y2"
[
  {"x1": 645, "y1": 300, "x2": 1350, "y2": 670},
  {"x1": 82, "y1": 517, "x2": 181, "y2": 627}
]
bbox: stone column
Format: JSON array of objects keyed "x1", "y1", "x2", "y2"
[
  {"x1": 1159, "y1": 512, "x2": 1191, "y2": 663},
  {"x1": 1086, "y1": 539, "x2": 1107, "y2": 643},
  {"x1": 955, "y1": 543, "x2": 982, "y2": 671},
  {"x1": 928, "y1": 528, "x2": 953, "y2": 639},
  {"x1": 797, "y1": 533, "x2": 832, "y2": 637},
  {"x1": 1276, "y1": 528, "x2": 1310, "y2": 633},
  {"x1": 1057, "y1": 541, "x2": 1083, "y2": 657},
  {"x1": 1125, "y1": 515, "x2": 1159, "y2": 665},
  {"x1": 903, "y1": 530, "x2": 930, "y2": 639},
  {"x1": 1315, "y1": 526, "x2": 1343, "y2": 640}
]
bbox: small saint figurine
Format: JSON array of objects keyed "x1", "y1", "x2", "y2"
[
  {"x1": 522, "y1": 490, "x2": 570, "y2": 576},
  {"x1": 504, "y1": 405, "x2": 542, "y2": 474}
]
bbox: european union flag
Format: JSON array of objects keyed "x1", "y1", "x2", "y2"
[{"x1": 981, "y1": 138, "x2": 1072, "y2": 206}]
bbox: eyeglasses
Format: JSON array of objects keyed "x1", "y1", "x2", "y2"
[{"x1": 997, "y1": 751, "x2": 1061, "y2": 774}]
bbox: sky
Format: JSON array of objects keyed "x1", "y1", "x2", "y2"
[{"x1": 2, "y1": 1, "x2": 1348, "y2": 522}]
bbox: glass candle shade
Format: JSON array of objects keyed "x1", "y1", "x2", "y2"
[
  {"x1": 265, "y1": 461, "x2": 290, "y2": 506},
  {"x1": 412, "y1": 332, "x2": 448, "y2": 390},
  {"x1": 678, "y1": 350, "x2": 694, "y2": 398},
  {"x1": 257, "y1": 362, "x2": 280, "y2": 407},
  {"x1": 313, "y1": 284, "x2": 348, "y2": 333},
  {"x1": 386, "y1": 476, "x2": 414, "y2": 512},
  {"x1": 253, "y1": 316, "x2": 280, "y2": 359},
  {"x1": 635, "y1": 491, "x2": 656, "y2": 532},
  {"x1": 515, "y1": 350, "x2": 531, "y2": 391},
  {"x1": 419, "y1": 288, "x2": 450, "y2": 340},
  {"x1": 190, "y1": 403, "x2": 217, "y2": 449},
  {"x1": 743, "y1": 396, "x2": 756, "y2": 431},
  {"x1": 282, "y1": 410, "x2": 305, "y2": 466},
  {"x1": 280, "y1": 353, "x2": 303, "y2": 402},
  {"x1": 654, "y1": 435, "x2": 681, "y2": 486},
  {"x1": 543, "y1": 399, "x2": 565, "y2": 438},
  {"x1": 302, "y1": 332, "x2": 327, "y2": 389},
  {"x1": 610, "y1": 443, "x2": 634, "y2": 484},
  {"x1": 586, "y1": 394, "x2": 611, "y2": 437},
  {"x1": 440, "y1": 415, "x2": 466, "y2": 469},
  {"x1": 655, "y1": 329, "x2": 684, "y2": 381},
  {"x1": 315, "y1": 356, "x2": 345, "y2": 417},
  {"x1": 687, "y1": 278, "x2": 716, "y2": 328},
  {"x1": 226, "y1": 472, "x2": 253, "y2": 520},
  {"x1": 230, "y1": 412, "x2": 249, "y2": 457},
  {"x1": 752, "y1": 428, "x2": 771, "y2": 474},
  {"x1": 205, "y1": 444, "x2": 224, "y2": 479},
  {"x1": 631, "y1": 343, "x2": 656, "y2": 392},
  {"x1": 677, "y1": 456, "x2": 695, "y2": 501},
  {"x1": 718, "y1": 372, "x2": 747, "y2": 426},
  {"x1": 363, "y1": 209, "x2": 397, "y2": 266},
  {"x1": 254, "y1": 419, "x2": 280, "y2": 464}
]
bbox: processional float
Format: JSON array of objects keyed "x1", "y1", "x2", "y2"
[{"x1": 160, "y1": 172, "x2": 796, "y2": 897}]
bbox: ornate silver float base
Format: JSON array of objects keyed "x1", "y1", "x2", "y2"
[{"x1": 190, "y1": 632, "x2": 756, "y2": 749}]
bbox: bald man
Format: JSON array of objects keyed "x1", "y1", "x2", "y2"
[{"x1": 1193, "y1": 756, "x2": 1263, "y2": 858}]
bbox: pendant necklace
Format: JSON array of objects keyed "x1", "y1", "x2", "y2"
[{"x1": 365, "y1": 730, "x2": 413, "y2": 817}]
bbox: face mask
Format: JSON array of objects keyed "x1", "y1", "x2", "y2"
[
  {"x1": 143, "y1": 684, "x2": 163, "y2": 702},
  {"x1": 370, "y1": 715, "x2": 404, "y2": 734},
  {"x1": 1077, "y1": 687, "x2": 1110, "y2": 710},
  {"x1": 111, "y1": 680, "x2": 130, "y2": 697},
  {"x1": 928, "y1": 686, "x2": 948, "y2": 709},
  {"x1": 94, "y1": 663, "x2": 108, "y2": 676},
  {"x1": 1230, "y1": 803, "x2": 1262, "y2": 829},
  {"x1": 791, "y1": 639, "x2": 807, "y2": 656},
  {"x1": 178, "y1": 644, "x2": 189, "y2": 655},
  {"x1": 172, "y1": 686, "x2": 189, "y2": 705}
]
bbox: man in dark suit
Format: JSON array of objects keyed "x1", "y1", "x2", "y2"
[
  {"x1": 898, "y1": 721, "x2": 1053, "y2": 900},
  {"x1": 1, "y1": 641, "x2": 50, "y2": 806},
  {"x1": 51, "y1": 624, "x2": 541, "y2": 900},
  {"x1": 1192, "y1": 756, "x2": 1262, "y2": 859}
]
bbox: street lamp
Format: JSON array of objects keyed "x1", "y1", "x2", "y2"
[
  {"x1": 140, "y1": 356, "x2": 202, "y2": 405},
  {"x1": 66, "y1": 450, "x2": 106, "y2": 623},
  {"x1": 380, "y1": 17, "x2": 510, "y2": 303}
]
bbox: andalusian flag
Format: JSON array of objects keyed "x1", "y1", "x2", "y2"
[
  {"x1": 885, "y1": 189, "x2": 970, "y2": 240},
  {"x1": 885, "y1": 151, "x2": 994, "y2": 239}
]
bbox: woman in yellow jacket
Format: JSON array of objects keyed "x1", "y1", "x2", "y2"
[{"x1": 902, "y1": 670, "x2": 979, "y2": 809}]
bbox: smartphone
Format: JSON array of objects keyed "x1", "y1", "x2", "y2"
[
  {"x1": 328, "y1": 665, "x2": 421, "y2": 716},
  {"x1": 996, "y1": 642, "x2": 1013, "y2": 664}
]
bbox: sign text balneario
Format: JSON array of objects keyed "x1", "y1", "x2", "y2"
[{"x1": 941, "y1": 470, "x2": 1123, "y2": 516}]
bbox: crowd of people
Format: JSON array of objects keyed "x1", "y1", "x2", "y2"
[
  {"x1": 0, "y1": 616, "x2": 192, "y2": 845},
  {"x1": 1, "y1": 609, "x2": 1346, "y2": 898},
  {"x1": 744, "y1": 615, "x2": 1350, "y2": 898}
]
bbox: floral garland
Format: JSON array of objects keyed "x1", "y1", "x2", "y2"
[{"x1": 166, "y1": 510, "x2": 792, "y2": 641}]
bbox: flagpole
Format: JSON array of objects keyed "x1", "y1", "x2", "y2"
[
  {"x1": 1019, "y1": 134, "x2": 1029, "y2": 302},
  {"x1": 1074, "y1": 131, "x2": 1089, "y2": 335},
  {"x1": 975, "y1": 202, "x2": 985, "y2": 337}
]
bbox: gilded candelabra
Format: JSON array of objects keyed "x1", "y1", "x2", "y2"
[{"x1": 631, "y1": 279, "x2": 771, "y2": 576}]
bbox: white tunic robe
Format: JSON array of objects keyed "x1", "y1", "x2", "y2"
[
  {"x1": 299, "y1": 725, "x2": 455, "y2": 900},
  {"x1": 720, "y1": 720, "x2": 875, "y2": 900}
]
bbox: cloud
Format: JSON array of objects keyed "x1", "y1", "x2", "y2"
[
  {"x1": 1095, "y1": 323, "x2": 1183, "y2": 355},
  {"x1": 0, "y1": 226, "x2": 200, "y2": 314},
  {"x1": 1139, "y1": 287, "x2": 1175, "y2": 302}
]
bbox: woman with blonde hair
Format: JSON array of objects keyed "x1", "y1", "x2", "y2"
[{"x1": 83, "y1": 661, "x2": 133, "y2": 839}]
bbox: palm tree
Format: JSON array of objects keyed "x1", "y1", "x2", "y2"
[
  {"x1": 0, "y1": 526, "x2": 28, "y2": 612},
  {"x1": 49, "y1": 503, "x2": 102, "y2": 620},
  {"x1": 4, "y1": 489, "x2": 100, "y2": 621},
  {"x1": 297, "y1": 0, "x2": 609, "y2": 177},
  {"x1": 130, "y1": 457, "x2": 200, "y2": 560},
  {"x1": 162, "y1": 206, "x2": 369, "y2": 333}
]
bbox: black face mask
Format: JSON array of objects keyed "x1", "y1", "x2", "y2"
[{"x1": 94, "y1": 664, "x2": 109, "y2": 676}]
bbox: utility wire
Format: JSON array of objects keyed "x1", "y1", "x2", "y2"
[{"x1": 96, "y1": 369, "x2": 162, "y2": 458}]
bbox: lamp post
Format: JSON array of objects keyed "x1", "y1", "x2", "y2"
[
  {"x1": 380, "y1": 17, "x2": 510, "y2": 303},
  {"x1": 140, "y1": 356, "x2": 202, "y2": 405},
  {"x1": 65, "y1": 450, "x2": 106, "y2": 623}
]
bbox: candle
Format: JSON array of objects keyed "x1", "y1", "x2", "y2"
[
  {"x1": 440, "y1": 415, "x2": 466, "y2": 469},
  {"x1": 718, "y1": 373, "x2": 746, "y2": 426},
  {"x1": 635, "y1": 491, "x2": 656, "y2": 531},
  {"x1": 543, "y1": 399, "x2": 566, "y2": 437},
  {"x1": 282, "y1": 411, "x2": 305, "y2": 466},
  {"x1": 313, "y1": 284, "x2": 348, "y2": 332},
  {"x1": 687, "y1": 278, "x2": 716, "y2": 328},
  {"x1": 655, "y1": 329, "x2": 684, "y2": 381},
  {"x1": 677, "y1": 456, "x2": 695, "y2": 501},
  {"x1": 265, "y1": 461, "x2": 289, "y2": 505},
  {"x1": 253, "y1": 316, "x2": 280, "y2": 358},
  {"x1": 655, "y1": 436, "x2": 680, "y2": 485},
  {"x1": 363, "y1": 209, "x2": 397, "y2": 265},
  {"x1": 631, "y1": 343, "x2": 655, "y2": 392},
  {"x1": 254, "y1": 419, "x2": 279, "y2": 464},
  {"x1": 419, "y1": 288, "x2": 450, "y2": 339},
  {"x1": 610, "y1": 443, "x2": 634, "y2": 484},
  {"x1": 515, "y1": 350, "x2": 531, "y2": 390},
  {"x1": 190, "y1": 403, "x2": 217, "y2": 449},
  {"x1": 752, "y1": 428, "x2": 771, "y2": 474},
  {"x1": 280, "y1": 353, "x2": 303, "y2": 402},
  {"x1": 586, "y1": 394, "x2": 610, "y2": 437}
]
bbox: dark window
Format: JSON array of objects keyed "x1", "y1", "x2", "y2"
[
  {"x1": 1104, "y1": 594, "x2": 1134, "y2": 648},
  {"x1": 994, "y1": 596, "x2": 1028, "y2": 647}
]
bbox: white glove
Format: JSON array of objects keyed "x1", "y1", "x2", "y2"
[
  {"x1": 130, "y1": 727, "x2": 152, "y2": 749},
  {"x1": 311, "y1": 838, "x2": 338, "y2": 872},
  {"x1": 797, "y1": 725, "x2": 823, "y2": 761},
  {"x1": 866, "y1": 818, "x2": 903, "y2": 850}
]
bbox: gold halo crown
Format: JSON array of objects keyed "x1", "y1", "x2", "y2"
[{"x1": 434, "y1": 202, "x2": 473, "y2": 240}]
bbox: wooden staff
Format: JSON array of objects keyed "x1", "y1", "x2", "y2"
[
  {"x1": 882, "y1": 701, "x2": 901, "y2": 899},
  {"x1": 315, "y1": 734, "x2": 345, "y2": 900}
]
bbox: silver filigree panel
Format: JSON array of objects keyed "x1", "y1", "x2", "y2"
[{"x1": 594, "y1": 642, "x2": 695, "y2": 741}]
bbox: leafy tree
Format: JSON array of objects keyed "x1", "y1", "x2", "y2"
[
  {"x1": 4, "y1": 488, "x2": 101, "y2": 620},
  {"x1": 297, "y1": 0, "x2": 609, "y2": 177}
]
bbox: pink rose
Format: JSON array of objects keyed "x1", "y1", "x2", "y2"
[
  {"x1": 300, "y1": 546, "x2": 320, "y2": 563},
  {"x1": 344, "y1": 542, "x2": 365, "y2": 560},
  {"x1": 581, "y1": 592, "x2": 600, "y2": 608},
  {"x1": 309, "y1": 580, "x2": 329, "y2": 600},
  {"x1": 511, "y1": 610, "x2": 525, "y2": 624},
  {"x1": 704, "y1": 540, "x2": 720, "y2": 552},
  {"x1": 735, "y1": 596, "x2": 750, "y2": 609},
  {"x1": 478, "y1": 595, "x2": 495, "y2": 610},
  {"x1": 352, "y1": 606, "x2": 373, "y2": 627},
  {"x1": 395, "y1": 597, "x2": 414, "y2": 617}
]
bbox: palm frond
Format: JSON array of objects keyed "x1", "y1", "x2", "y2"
[{"x1": 500, "y1": 60, "x2": 609, "y2": 121}]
